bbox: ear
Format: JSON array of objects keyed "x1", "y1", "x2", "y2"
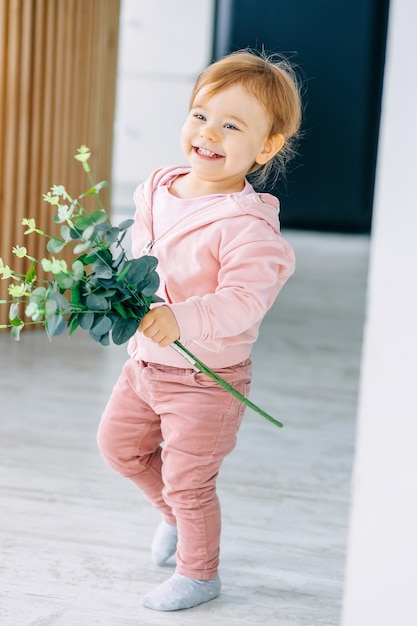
[{"x1": 255, "y1": 133, "x2": 285, "y2": 165}]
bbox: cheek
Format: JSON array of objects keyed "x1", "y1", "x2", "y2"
[
  {"x1": 179, "y1": 124, "x2": 190, "y2": 152},
  {"x1": 181, "y1": 115, "x2": 197, "y2": 139},
  {"x1": 233, "y1": 140, "x2": 259, "y2": 161}
]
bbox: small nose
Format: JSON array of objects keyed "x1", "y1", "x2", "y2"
[{"x1": 200, "y1": 123, "x2": 218, "y2": 141}]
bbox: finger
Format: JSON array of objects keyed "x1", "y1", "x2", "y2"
[
  {"x1": 138, "y1": 312, "x2": 155, "y2": 332},
  {"x1": 143, "y1": 324, "x2": 159, "y2": 339},
  {"x1": 158, "y1": 337, "x2": 172, "y2": 348},
  {"x1": 150, "y1": 330, "x2": 167, "y2": 344}
]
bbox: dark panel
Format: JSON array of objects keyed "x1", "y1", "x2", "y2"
[{"x1": 213, "y1": 0, "x2": 389, "y2": 232}]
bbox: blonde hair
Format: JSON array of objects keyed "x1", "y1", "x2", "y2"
[{"x1": 190, "y1": 50, "x2": 302, "y2": 188}]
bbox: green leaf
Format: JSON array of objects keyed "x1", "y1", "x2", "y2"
[
  {"x1": 112, "y1": 317, "x2": 138, "y2": 345},
  {"x1": 9, "y1": 302, "x2": 19, "y2": 321},
  {"x1": 93, "y1": 260, "x2": 113, "y2": 279},
  {"x1": 11, "y1": 323, "x2": 24, "y2": 341},
  {"x1": 94, "y1": 223, "x2": 110, "y2": 236},
  {"x1": 81, "y1": 181, "x2": 108, "y2": 197},
  {"x1": 79, "y1": 251, "x2": 98, "y2": 265},
  {"x1": 86, "y1": 293, "x2": 109, "y2": 310},
  {"x1": 116, "y1": 260, "x2": 135, "y2": 282},
  {"x1": 31, "y1": 286, "x2": 47, "y2": 298},
  {"x1": 103, "y1": 227, "x2": 120, "y2": 247},
  {"x1": 45, "y1": 299, "x2": 58, "y2": 319},
  {"x1": 55, "y1": 273, "x2": 74, "y2": 290},
  {"x1": 67, "y1": 313, "x2": 79, "y2": 336},
  {"x1": 95, "y1": 248, "x2": 113, "y2": 265},
  {"x1": 99, "y1": 289, "x2": 117, "y2": 298},
  {"x1": 81, "y1": 224, "x2": 95, "y2": 242},
  {"x1": 50, "y1": 291, "x2": 70, "y2": 311},
  {"x1": 69, "y1": 228, "x2": 82, "y2": 240},
  {"x1": 78, "y1": 311, "x2": 94, "y2": 329},
  {"x1": 118, "y1": 256, "x2": 158, "y2": 287},
  {"x1": 98, "y1": 332, "x2": 110, "y2": 346},
  {"x1": 113, "y1": 250, "x2": 126, "y2": 268},
  {"x1": 25, "y1": 260, "x2": 37, "y2": 284},
  {"x1": 90, "y1": 315, "x2": 112, "y2": 337},
  {"x1": 82, "y1": 187, "x2": 98, "y2": 197},
  {"x1": 94, "y1": 277, "x2": 119, "y2": 290},
  {"x1": 60, "y1": 225, "x2": 72, "y2": 242},
  {"x1": 142, "y1": 272, "x2": 160, "y2": 296},
  {"x1": 10, "y1": 315, "x2": 24, "y2": 327},
  {"x1": 75, "y1": 215, "x2": 93, "y2": 230},
  {"x1": 71, "y1": 283, "x2": 82, "y2": 306},
  {"x1": 26, "y1": 300, "x2": 44, "y2": 322},
  {"x1": 90, "y1": 209, "x2": 109, "y2": 224},
  {"x1": 112, "y1": 300, "x2": 130, "y2": 319},
  {"x1": 118, "y1": 218, "x2": 134, "y2": 231},
  {"x1": 130, "y1": 303, "x2": 147, "y2": 320},
  {"x1": 143, "y1": 255, "x2": 158, "y2": 271},
  {"x1": 73, "y1": 240, "x2": 92, "y2": 254},
  {"x1": 81, "y1": 248, "x2": 112, "y2": 267},
  {"x1": 47, "y1": 238, "x2": 65, "y2": 254},
  {"x1": 46, "y1": 314, "x2": 66, "y2": 338},
  {"x1": 72, "y1": 260, "x2": 84, "y2": 281},
  {"x1": 94, "y1": 180, "x2": 108, "y2": 191}
]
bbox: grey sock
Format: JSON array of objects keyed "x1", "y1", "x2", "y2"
[
  {"x1": 151, "y1": 521, "x2": 178, "y2": 566},
  {"x1": 142, "y1": 573, "x2": 221, "y2": 611}
]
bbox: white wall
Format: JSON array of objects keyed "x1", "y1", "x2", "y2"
[
  {"x1": 342, "y1": 0, "x2": 417, "y2": 624},
  {"x1": 111, "y1": 0, "x2": 215, "y2": 212}
]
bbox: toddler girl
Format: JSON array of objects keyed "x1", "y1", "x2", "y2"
[{"x1": 97, "y1": 50, "x2": 302, "y2": 612}]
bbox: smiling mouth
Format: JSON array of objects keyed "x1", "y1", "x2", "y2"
[{"x1": 194, "y1": 146, "x2": 223, "y2": 159}]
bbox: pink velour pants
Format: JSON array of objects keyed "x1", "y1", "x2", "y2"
[{"x1": 97, "y1": 357, "x2": 251, "y2": 581}]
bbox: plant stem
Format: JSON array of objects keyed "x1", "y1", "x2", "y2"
[
  {"x1": 171, "y1": 340, "x2": 283, "y2": 428},
  {"x1": 86, "y1": 170, "x2": 106, "y2": 212}
]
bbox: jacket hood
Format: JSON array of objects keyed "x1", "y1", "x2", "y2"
[{"x1": 137, "y1": 165, "x2": 283, "y2": 235}]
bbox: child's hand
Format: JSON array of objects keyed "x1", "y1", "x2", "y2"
[{"x1": 138, "y1": 306, "x2": 180, "y2": 347}]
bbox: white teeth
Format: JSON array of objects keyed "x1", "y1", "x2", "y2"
[{"x1": 197, "y1": 147, "x2": 216, "y2": 157}]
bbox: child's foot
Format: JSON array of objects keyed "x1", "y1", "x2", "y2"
[
  {"x1": 151, "y1": 521, "x2": 178, "y2": 566},
  {"x1": 142, "y1": 573, "x2": 221, "y2": 611}
]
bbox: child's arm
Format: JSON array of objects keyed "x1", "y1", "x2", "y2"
[{"x1": 166, "y1": 234, "x2": 295, "y2": 347}]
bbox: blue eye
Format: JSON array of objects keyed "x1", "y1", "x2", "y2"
[
  {"x1": 195, "y1": 113, "x2": 206, "y2": 121},
  {"x1": 224, "y1": 123, "x2": 238, "y2": 131}
]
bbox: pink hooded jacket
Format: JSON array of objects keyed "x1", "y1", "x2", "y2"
[{"x1": 127, "y1": 166, "x2": 295, "y2": 369}]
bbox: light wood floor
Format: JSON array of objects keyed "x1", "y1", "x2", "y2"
[{"x1": 0, "y1": 231, "x2": 369, "y2": 626}]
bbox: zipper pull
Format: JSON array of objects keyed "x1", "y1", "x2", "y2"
[{"x1": 142, "y1": 239, "x2": 155, "y2": 255}]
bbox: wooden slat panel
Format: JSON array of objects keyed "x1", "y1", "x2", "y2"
[
  {"x1": 0, "y1": 0, "x2": 121, "y2": 328},
  {"x1": 2, "y1": 1, "x2": 21, "y2": 274},
  {"x1": 27, "y1": 0, "x2": 47, "y2": 234},
  {"x1": 14, "y1": 1, "x2": 33, "y2": 249},
  {"x1": 0, "y1": 2, "x2": 7, "y2": 198}
]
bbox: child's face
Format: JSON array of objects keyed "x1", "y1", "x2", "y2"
[{"x1": 180, "y1": 84, "x2": 278, "y2": 194}]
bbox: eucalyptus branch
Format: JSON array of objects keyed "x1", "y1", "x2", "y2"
[{"x1": 0, "y1": 146, "x2": 283, "y2": 427}]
